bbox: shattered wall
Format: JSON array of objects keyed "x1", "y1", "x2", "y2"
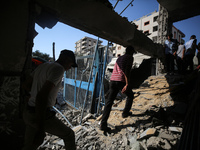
[{"x1": 0, "y1": 0, "x2": 32, "y2": 149}]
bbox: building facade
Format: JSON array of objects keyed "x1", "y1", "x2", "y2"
[
  {"x1": 75, "y1": 36, "x2": 103, "y2": 55},
  {"x1": 132, "y1": 11, "x2": 185, "y2": 43}
]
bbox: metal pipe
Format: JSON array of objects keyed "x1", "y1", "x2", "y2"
[
  {"x1": 80, "y1": 38, "x2": 99, "y2": 124},
  {"x1": 119, "y1": 0, "x2": 134, "y2": 15},
  {"x1": 96, "y1": 41, "x2": 110, "y2": 115},
  {"x1": 77, "y1": 62, "x2": 90, "y2": 106},
  {"x1": 113, "y1": 0, "x2": 120, "y2": 10},
  {"x1": 52, "y1": 106, "x2": 73, "y2": 128}
]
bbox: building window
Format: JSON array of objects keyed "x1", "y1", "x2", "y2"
[
  {"x1": 144, "y1": 21, "x2": 150, "y2": 26},
  {"x1": 174, "y1": 31, "x2": 176, "y2": 39},
  {"x1": 152, "y1": 36, "x2": 157, "y2": 42},
  {"x1": 118, "y1": 46, "x2": 121, "y2": 50},
  {"x1": 144, "y1": 30, "x2": 149, "y2": 35},
  {"x1": 153, "y1": 16, "x2": 158, "y2": 22},
  {"x1": 153, "y1": 26, "x2": 158, "y2": 32}
]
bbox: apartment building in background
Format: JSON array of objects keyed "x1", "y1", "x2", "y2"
[
  {"x1": 132, "y1": 10, "x2": 185, "y2": 43},
  {"x1": 75, "y1": 36, "x2": 103, "y2": 55},
  {"x1": 110, "y1": 10, "x2": 185, "y2": 75},
  {"x1": 112, "y1": 10, "x2": 185, "y2": 58}
]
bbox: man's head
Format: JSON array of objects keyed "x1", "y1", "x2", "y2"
[
  {"x1": 167, "y1": 33, "x2": 173, "y2": 40},
  {"x1": 190, "y1": 35, "x2": 196, "y2": 39},
  {"x1": 57, "y1": 49, "x2": 78, "y2": 70},
  {"x1": 197, "y1": 42, "x2": 200, "y2": 50},
  {"x1": 125, "y1": 46, "x2": 136, "y2": 55}
]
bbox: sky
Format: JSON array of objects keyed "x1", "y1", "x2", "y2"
[{"x1": 33, "y1": 0, "x2": 200, "y2": 59}]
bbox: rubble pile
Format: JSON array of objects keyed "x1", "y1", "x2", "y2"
[{"x1": 38, "y1": 74, "x2": 189, "y2": 150}]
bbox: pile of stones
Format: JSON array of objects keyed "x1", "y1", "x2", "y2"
[{"x1": 38, "y1": 74, "x2": 189, "y2": 150}]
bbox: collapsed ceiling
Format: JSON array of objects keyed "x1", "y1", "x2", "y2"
[
  {"x1": 157, "y1": 0, "x2": 200, "y2": 22},
  {"x1": 35, "y1": 0, "x2": 162, "y2": 57}
]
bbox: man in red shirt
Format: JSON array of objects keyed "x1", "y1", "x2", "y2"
[{"x1": 100, "y1": 46, "x2": 136, "y2": 132}]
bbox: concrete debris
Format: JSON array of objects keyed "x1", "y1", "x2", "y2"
[
  {"x1": 158, "y1": 131, "x2": 175, "y2": 141},
  {"x1": 168, "y1": 126, "x2": 183, "y2": 133},
  {"x1": 139, "y1": 128, "x2": 157, "y2": 139},
  {"x1": 38, "y1": 75, "x2": 188, "y2": 150}
]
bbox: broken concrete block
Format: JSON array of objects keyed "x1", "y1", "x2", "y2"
[
  {"x1": 82, "y1": 113, "x2": 94, "y2": 122},
  {"x1": 96, "y1": 114, "x2": 102, "y2": 121},
  {"x1": 139, "y1": 128, "x2": 156, "y2": 139},
  {"x1": 127, "y1": 126, "x2": 135, "y2": 132},
  {"x1": 128, "y1": 134, "x2": 140, "y2": 150},
  {"x1": 57, "y1": 139, "x2": 64, "y2": 146},
  {"x1": 72, "y1": 125, "x2": 83, "y2": 133},
  {"x1": 158, "y1": 132, "x2": 175, "y2": 141},
  {"x1": 147, "y1": 136, "x2": 161, "y2": 148},
  {"x1": 168, "y1": 126, "x2": 182, "y2": 133},
  {"x1": 122, "y1": 134, "x2": 128, "y2": 146},
  {"x1": 161, "y1": 139, "x2": 172, "y2": 150}
]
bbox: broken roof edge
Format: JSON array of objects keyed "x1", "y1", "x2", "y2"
[{"x1": 36, "y1": 0, "x2": 162, "y2": 57}]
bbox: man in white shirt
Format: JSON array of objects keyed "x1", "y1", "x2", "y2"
[
  {"x1": 22, "y1": 50, "x2": 77, "y2": 150},
  {"x1": 176, "y1": 42, "x2": 185, "y2": 74},
  {"x1": 164, "y1": 33, "x2": 178, "y2": 75},
  {"x1": 184, "y1": 35, "x2": 197, "y2": 72}
]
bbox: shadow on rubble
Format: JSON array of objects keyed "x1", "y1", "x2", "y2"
[
  {"x1": 165, "y1": 69, "x2": 200, "y2": 149},
  {"x1": 130, "y1": 58, "x2": 154, "y2": 89},
  {"x1": 109, "y1": 69, "x2": 200, "y2": 146}
]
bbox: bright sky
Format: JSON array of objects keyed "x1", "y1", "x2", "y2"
[{"x1": 33, "y1": 0, "x2": 200, "y2": 59}]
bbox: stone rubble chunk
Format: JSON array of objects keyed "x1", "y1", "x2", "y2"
[
  {"x1": 139, "y1": 128, "x2": 157, "y2": 139},
  {"x1": 72, "y1": 125, "x2": 83, "y2": 133},
  {"x1": 158, "y1": 131, "x2": 175, "y2": 141},
  {"x1": 146, "y1": 136, "x2": 161, "y2": 148},
  {"x1": 96, "y1": 114, "x2": 102, "y2": 121},
  {"x1": 127, "y1": 126, "x2": 135, "y2": 132},
  {"x1": 161, "y1": 139, "x2": 172, "y2": 150},
  {"x1": 56, "y1": 139, "x2": 64, "y2": 146},
  {"x1": 168, "y1": 126, "x2": 183, "y2": 133}
]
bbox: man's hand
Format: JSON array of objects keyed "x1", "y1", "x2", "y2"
[{"x1": 122, "y1": 85, "x2": 128, "y2": 94}]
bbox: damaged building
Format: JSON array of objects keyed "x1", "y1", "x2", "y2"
[{"x1": 1, "y1": 0, "x2": 200, "y2": 149}]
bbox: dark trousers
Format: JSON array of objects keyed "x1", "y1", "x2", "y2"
[
  {"x1": 176, "y1": 57, "x2": 184, "y2": 74},
  {"x1": 184, "y1": 54, "x2": 194, "y2": 72},
  {"x1": 101, "y1": 81, "x2": 134, "y2": 126},
  {"x1": 197, "y1": 52, "x2": 200, "y2": 65},
  {"x1": 165, "y1": 53, "x2": 175, "y2": 73}
]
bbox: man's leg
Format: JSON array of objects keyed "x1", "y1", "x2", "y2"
[
  {"x1": 100, "y1": 81, "x2": 123, "y2": 129},
  {"x1": 22, "y1": 125, "x2": 39, "y2": 150},
  {"x1": 44, "y1": 116, "x2": 76, "y2": 150},
  {"x1": 165, "y1": 54, "x2": 170, "y2": 73},
  {"x1": 188, "y1": 55, "x2": 194, "y2": 71},
  {"x1": 169, "y1": 54, "x2": 175, "y2": 73},
  {"x1": 22, "y1": 108, "x2": 43, "y2": 150},
  {"x1": 122, "y1": 87, "x2": 134, "y2": 117}
]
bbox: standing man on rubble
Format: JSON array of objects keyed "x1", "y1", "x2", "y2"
[
  {"x1": 100, "y1": 46, "x2": 136, "y2": 132},
  {"x1": 183, "y1": 35, "x2": 197, "y2": 73},
  {"x1": 164, "y1": 33, "x2": 178, "y2": 75},
  {"x1": 22, "y1": 50, "x2": 77, "y2": 150}
]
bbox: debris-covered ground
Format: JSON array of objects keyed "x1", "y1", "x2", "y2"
[{"x1": 38, "y1": 74, "x2": 192, "y2": 150}]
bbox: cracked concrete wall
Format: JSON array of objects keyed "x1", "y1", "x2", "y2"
[
  {"x1": 0, "y1": 0, "x2": 30, "y2": 73},
  {"x1": 0, "y1": 0, "x2": 31, "y2": 148}
]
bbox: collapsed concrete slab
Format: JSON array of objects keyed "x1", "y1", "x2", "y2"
[{"x1": 35, "y1": 0, "x2": 163, "y2": 57}]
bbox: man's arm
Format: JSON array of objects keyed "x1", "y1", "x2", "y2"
[
  {"x1": 122, "y1": 58, "x2": 133, "y2": 93},
  {"x1": 182, "y1": 46, "x2": 185, "y2": 60}
]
